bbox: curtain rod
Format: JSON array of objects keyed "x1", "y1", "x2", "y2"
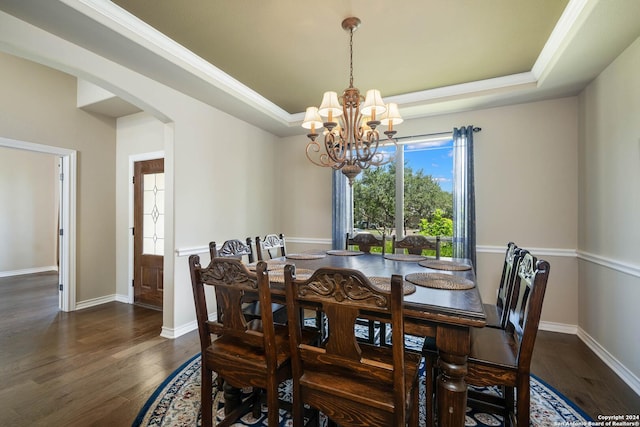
[{"x1": 393, "y1": 127, "x2": 481, "y2": 142}]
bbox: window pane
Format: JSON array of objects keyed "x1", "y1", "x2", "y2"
[
  {"x1": 352, "y1": 137, "x2": 454, "y2": 256},
  {"x1": 142, "y1": 172, "x2": 164, "y2": 256}
]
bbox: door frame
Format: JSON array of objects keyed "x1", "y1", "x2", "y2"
[
  {"x1": 128, "y1": 151, "x2": 165, "y2": 305},
  {"x1": 0, "y1": 136, "x2": 77, "y2": 312}
]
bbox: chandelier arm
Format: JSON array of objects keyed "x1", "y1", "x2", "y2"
[
  {"x1": 306, "y1": 140, "x2": 344, "y2": 168},
  {"x1": 353, "y1": 129, "x2": 379, "y2": 162},
  {"x1": 324, "y1": 127, "x2": 348, "y2": 164}
]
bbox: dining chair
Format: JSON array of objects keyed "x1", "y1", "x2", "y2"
[
  {"x1": 345, "y1": 231, "x2": 386, "y2": 254},
  {"x1": 210, "y1": 239, "x2": 286, "y2": 323},
  {"x1": 424, "y1": 252, "x2": 549, "y2": 427},
  {"x1": 392, "y1": 234, "x2": 440, "y2": 258},
  {"x1": 464, "y1": 253, "x2": 550, "y2": 426},
  {"x1": 189, "y1": 256, "x2": 300, "y2": 427},
  {"x1": 284, "y1": 265, "x2": 422, "y2": 427},
  {"x1": 255, "y1": 233, "x2": 287, "y2": 261},
  {"x1": 484, "y1": 242, "x2": 522, "y2": 329},
  {"x1": 423, "y1": 248, "x2": 527, "y2": 427}
]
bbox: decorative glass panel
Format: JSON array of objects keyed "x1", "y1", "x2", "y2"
[{"x1": 142, "y1": 172, "x2": 165, "y2": 255}]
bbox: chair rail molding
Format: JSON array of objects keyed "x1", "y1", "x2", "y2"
[
  {"x1": 576, "y1": 250, "x2": 640, "y2": 278},
  {"x1": 175, "y1": 237, "x2": 333, "y2": 257},
  {"x1": 477, "y1": 245, "x2": 576, "y2": 258}
]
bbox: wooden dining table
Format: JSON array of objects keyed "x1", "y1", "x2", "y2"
[{"x1": 264, "y1": 250, "x2": 487, "y2": 427}]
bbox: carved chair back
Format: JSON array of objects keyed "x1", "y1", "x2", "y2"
[
  {"x1": 493, "y1": 242, "x2": 523, "y2": 328},
  {"x1": 189, "y1": 256, "x2": 273, "y2": 351},
  {"x1": 345, "y1": 232, "x2": 386, "y2": 254},
  {"x1": 210, "y1": 238, "x2": 255, "y2": 263},
  {"x1": 507, "y1": 252, "x2": 550, "y2": 369},
  {"x1": 392, "y1": 234, "x2": 439, "y2": 257},
  {"x1": 255, "y1": 233, "x2": 286, "y2": 260}
]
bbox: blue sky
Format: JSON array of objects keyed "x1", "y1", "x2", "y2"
[{"x1": 403, "y1": 139, "x2": 454, "y2": 193}]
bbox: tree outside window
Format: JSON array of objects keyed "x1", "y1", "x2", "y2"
[{"x1": 351, "y1": 138, "x2": 454, "y2": 256}]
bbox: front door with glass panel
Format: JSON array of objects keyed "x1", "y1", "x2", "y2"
[{"x1": 133, "y1": 159, "x2": 164, "y2": 310}]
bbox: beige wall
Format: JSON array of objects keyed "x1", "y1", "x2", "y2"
[
  {"x1": 578, "y1": 35, "x2": 640, "y2": 382},
  {"x1": 278, "y1": 97, "x2": 580, "y2": 328},
  {"x1": 0, "y1": 52, "x2": 116, "y2": 302},
  {"x1": 0, "y1": 148, "x2": 58, "y2": 274}
]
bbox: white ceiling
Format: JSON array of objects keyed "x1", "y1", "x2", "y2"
[{"x1": 0, "y1": 0, "x2": 639, "y2": 137}]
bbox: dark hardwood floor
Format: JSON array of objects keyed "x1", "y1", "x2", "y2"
[{"x1": 0, "y1": 272, "x2": 638, "y2": 426}]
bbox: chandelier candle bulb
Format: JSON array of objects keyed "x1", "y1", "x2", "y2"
[
  {"x1": 302, "y1": 106, "x2": 323, "y2": 140},
  {"x1": 380, "y1": 102, "x2": 403, "y2": 135},
  {"x1": 361, "y1": 89, "x2": 386, "y2": 120},
  {"x1": 319, "y1": 91, "x2": 342, "y2": 118}
]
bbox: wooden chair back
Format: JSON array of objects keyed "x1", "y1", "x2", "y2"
[
  {"x1": 345, "y1": 232, "x2": 386, "y2": 254},
  {"x1": 255, "y1": 233, "x2": 286, "y2": 260},
  {"x1": 189, "y1": 256, "x2": 274, "y2": 354},
  {"x1": 507, "y1": 252, "x2": 550, "y2": 369},
  {"x1": 284, "y1": 265, "x2": 419, "y2": 427},
  {"x1": 392, "y1": 234, "x2": 440, "y2": 257},
  {"x1": 494, "y1": 242, "x2": 522, "y2": 328},
  {"x1": 211, "y1": 238, "x2": 287, "y2": 323},
  {"x1": 210, "y1": 238, "x2": 255, "y2": 263}
]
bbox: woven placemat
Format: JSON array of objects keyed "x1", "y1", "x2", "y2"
[
  {"x1": 369, "y1": 276, "x2": 416, "y2": 295},
  {"x1": 285, "y1": 253, "x2": 327, "y2": 260},
  {"x1": 326, "y1": 250, "x2": 364, "y2": 256},
  {"x1": 418, "y1": 259, "x2": 472, "y2": 271},
  {"x1": 245, "y1": 260, "x2": 287, "y2": 271},
  {"x1": 405, "y1": 272, "x2": 475, "y2": 290},
  {"x1": 268, "y1": 268, "x2": 314, "y2": 283},
  {"x1": 384, "y1": 253, "x2": 428, "y2": 262}
]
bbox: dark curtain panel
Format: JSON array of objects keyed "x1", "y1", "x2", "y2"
[
  {"x1": 452, "y1": 126, "x2": 477, "y2": 268},
  {"x1": 332, "y1": 169, "x2": 349, "y2": 249}
]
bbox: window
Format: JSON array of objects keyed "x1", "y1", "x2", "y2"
[
  {"x1": 334, "y1": 126, "x2": 476, "y2": 265},
  {"x1": 351, "y1": 135, "x2": 454, "y2": 256},
  {"x1": 142, "y1": 172, "x2": 165, "y2": 256}
]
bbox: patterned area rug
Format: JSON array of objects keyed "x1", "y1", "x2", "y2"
[{"x1": 133, "y1": 351, "x2": 592, "y2": 427}]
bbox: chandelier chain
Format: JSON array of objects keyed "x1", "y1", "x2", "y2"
[{"x1": 349, "y1": 28, "x2": 354, "y2": 88}]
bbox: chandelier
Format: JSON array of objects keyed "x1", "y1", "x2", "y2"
[{"x1": 302, "y1": 17, "x2": 402, "y2": 185}]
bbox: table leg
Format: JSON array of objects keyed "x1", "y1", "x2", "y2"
[
  {"x1": 223, "y1": 380, "x2": 242, "y2": 416},
  {"x1": 436, "y1": 326, "x2": 469, "y2": 427}
]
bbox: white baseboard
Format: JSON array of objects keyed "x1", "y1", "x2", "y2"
[
  {"x1": 75, "y1": 294, "x2": 117, "y2": 310},
  {"x1": 498, "y1": 321, "x2": 639, "y2": 397},
  {"x1": 578, "y1": 327, "x2": 640, "y2": 396},
  {"x1": 539, "y1": 321, "x2": 578, "y2": 334},
  {"x1": 0, "y1": 266, "x2": 58, "y2": 278},
  {"x1": 161, "y1": 320, "x2": 198, "y2": 339},
  {"x1": 163, "y1": 313, "x2": 217, "y2": 339},
  {"x1": 115, "y1": 293, "x2": 130, "y2": 304}
]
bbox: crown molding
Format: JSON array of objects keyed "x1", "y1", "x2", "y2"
[
  {"x1": 532, "y1": 0, "x2": 595, "y2": 82},
  {"x1": 60, "y1": 0, "x2": 292, "y2": 125},
  {"x1": 60, "y1": 0, "x2": 583, "y2": 127}
]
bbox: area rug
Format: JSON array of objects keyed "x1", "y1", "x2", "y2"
[{"x1": 132, "y1": 353, "x2": 592, "y2": 427}]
